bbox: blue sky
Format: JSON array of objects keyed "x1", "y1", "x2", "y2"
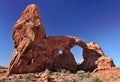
[{"x1": 0, "y1": 0, "x2": 120, "y2": 66}]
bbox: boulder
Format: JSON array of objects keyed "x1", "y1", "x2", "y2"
[{"x1": 95, "y1": 56, "x2": 115, "y2": 71}]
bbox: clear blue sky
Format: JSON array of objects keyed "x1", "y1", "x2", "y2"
[{"x1": 0, "y1": 0, "x2": 120, "y2": 67}]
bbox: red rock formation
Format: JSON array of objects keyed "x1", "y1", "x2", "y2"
[
  {"x1": 0, "y1": 66, "x2": 7, "y2": 69},
  {"x1": 78, "y1": 42, "x2": 105, "y2": 71},
  {"x1": 78, "y1": 42, "x2": 115, "y2": 72},
  {"x1": 6, "y1": 4, "x2": 88, "y2": 76},
  {"x1": 95, "y1": 56, "x2": 115, "y2": 71},
  {"x1": 7, "y1": 4, "x2": 46, "y2": 75},
  {"x1": 6, "y1": 4, "x2": 115, "y2": 76}
]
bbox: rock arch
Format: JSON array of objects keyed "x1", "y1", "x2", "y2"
[{"x1": 6, "y1": 4, "x2": 115, "y2": 76}]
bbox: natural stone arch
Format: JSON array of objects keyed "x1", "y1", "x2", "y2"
[{"x1": 7, "y1": 4, "x2": 115, "y2": 76}]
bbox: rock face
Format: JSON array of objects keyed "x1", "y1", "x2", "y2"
[
  {"x1": 7, "y1": 4, "x2": 115, "y2": 76},
  {"x1": 78, "y1": 42, "x2": 115, "y2": 72},
  {"x1": 7, "y1": 4, "x2": 46, "y2": 75},
  {"x1": 78, "y1": 42, "x2": 105, "y2": 71},
  {"x1": 6, "y1": 4, "x2": 87, "y2": 76},
  {"x1": 95, "y1": 56, "x2": 115, "y2": 71}
]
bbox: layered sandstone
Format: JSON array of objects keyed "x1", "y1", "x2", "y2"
[
  {"x1": 6, "y1": 4, "x2": 115, "y2": 76},
  {"x1": 78, "y1": 42, "x2": 105, "y2": 71},
  {"x1": 7, "y1": 4, "x2": 86, "y2": 76},
  {"x1": 95, "y1": 56, "x2": 115, "y2": 71},
  {"x1": 78, "y1": 42, "x2": 115, "y2": 72}
]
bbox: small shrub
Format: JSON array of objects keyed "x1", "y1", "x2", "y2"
[
  {"x1": 66, "y1": 70, "x2": 71, "y2": 75},
  {"x1": 77, "y1": 70, "x2": 85, "y2": 73},
  {"x1": 77, "y1": 70, "x2": 90, "y2": 79},
  {"x1": 61, "y1": 69, "x2": 66, "y2": 73},
  {"x1": 82, "y1": 78, "x2": 90, "y2": 82},
  {"x1": 60, "y1": 78, "x2": 69, "y2": 82},
  {"x1": 83, "y1": 72, "x2": 90, "y2": 78},
  {"x1": 45, "y1": 68, "x2": 51, "y2": 75},
  {"x1": 21, "y1": 79, "x2": 29, "y2": 82},
  {"x1": 12, "y1": 77, "x2": 21, "y2": 82},
  {"x1": 77, "y1": 70, "x2": 85, "y2": 76},
  {"x1": 89, "y1": 76, "x2": 102, "y2": 82},
  {"x1": 82, "y1": 76, "x2": 102, "y2": 82},
  {"x1": 34, "y1": 73, "x2": 40, "y2": 78},
  {"x1": 25, "y1": 73, "x2": 35, "y2": 80}
]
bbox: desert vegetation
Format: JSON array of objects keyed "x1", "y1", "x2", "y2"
[{"x1": 0, "y1": 68, "x2": 102, "y2": 82}]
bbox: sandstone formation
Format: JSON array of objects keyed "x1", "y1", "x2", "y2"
[
  {"x1": 78, "y1": 42, "x2": 105, "y2": 71},
  {"x1": 95, "y1": 56, "x2": 115, "y2": 71},
  {"x1": 79, "y1": 42, "x2": 115, "y2": 72},
  {"x1": 6, "y1": 4, "x2": 86, "y2": 76},
  {"x1": 7, "y1": 4, "x2": 115, "y2": 76},
  {"x1": 0, "y1": 66, "x2": 7, "y2": 69}
]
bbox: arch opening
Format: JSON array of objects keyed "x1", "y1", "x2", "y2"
[
  {"x1": 70, "y1": 46, "x2": 83, "y2": 64},
  {"x1": 58, "y1": 50, "x2": 63, "y2": 55}
]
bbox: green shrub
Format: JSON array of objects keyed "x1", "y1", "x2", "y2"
[
  {"x1": 77, "y1": 70, "x2": 85, "y2": 76},
  {"x1": 66, "y1": 70, "x2": 71, "y2": 75},
  {"x1": 82, "y1": 76, "x2": 102, "y2": 82},
  {"x1": 25, "y1": 73, "x2": 35, "y2": 80},
  {"x1": 83, "y1": 72, "x2": 90, "y2": 78},
  {"x1": 12, "y1": 77, "x2": 21, "y2": 82},
  {"x1": 61, "y1": 69, "x2": 66, "y2": 73},
  {"x1": 82, "y1": 78, "x2": 90, "y2": 82},
  {"x1": 90, "y1": 76, "x2": 102, "y2": 82},
  {"x1": 21, "y1": 79, "x2": 29, "y2": 82},
  {"x1": 77, "y1": 70, "x2": 90, "y2": 79}
]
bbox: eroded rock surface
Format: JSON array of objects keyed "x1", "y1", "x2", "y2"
[
  {"x1": 7, "y1": 4, "x2": 87, "y2": 76},
  {"x1": 95, "y1": 56, "x2": 115, "y2": 71},
  {"x1": 78, "y1": 42, "x2": 104, "y2": 71},
  {"x1": 78, "y1": 42, "x2": 115, "y2": 72},
  {"x1": 7, "y1": 4, "x2": 115, "y2": 76}
]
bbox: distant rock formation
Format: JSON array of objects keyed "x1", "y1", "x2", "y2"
[
  {"x1": 0, "y1": 66, "x2": 7, "y2": 69},
  {"x1": 6, "y1": 4, "x2": 115, "y2": 76},
  {"x1": 0, "y1": 66, "x2": 7, "y2": 73}
]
